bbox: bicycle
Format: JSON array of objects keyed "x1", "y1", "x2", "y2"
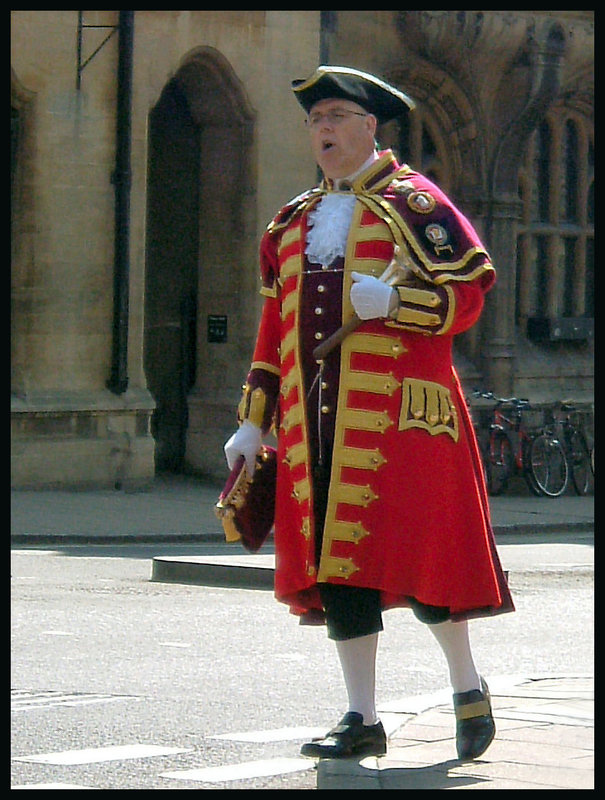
[
  {"x1": 472, "y1": 390, "x2": 568, "y2": 497},
  {"x1": 551, "y1": 401, "x2": 593, "y2": 495}
]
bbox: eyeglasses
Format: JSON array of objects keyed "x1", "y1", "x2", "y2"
[{"x1": 305, "y1": 108, "x2": 368, "y2": 128}]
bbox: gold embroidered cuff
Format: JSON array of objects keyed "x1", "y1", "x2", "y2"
[
  {"x1": 389, "y1": 283, "x2": 457, "y2": 334},
  {"x1": 238, "y1": 381, "x2": 272, "y2": 430},
  {"x1": 260, "y1": 282, "x2": 278, "y2": 298}
]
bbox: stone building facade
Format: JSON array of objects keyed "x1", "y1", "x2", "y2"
[{"x1": 11, "y1": 11, "x2": 593, "y2": 488}]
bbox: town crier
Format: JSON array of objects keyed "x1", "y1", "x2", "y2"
[{"x1": 223, "y1": 65, "x2": 514, "y2": 762}]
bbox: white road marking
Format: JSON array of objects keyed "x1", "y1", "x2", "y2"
[
  {"x1": 160, "y1": 757, "x2": 313, "y2": 783},
  {"x1": 11, "y1": 691, "x2": 138, "y2": 712},
  {"x1": 12, "y1": 783, "x2": 98, "y2": 790},
  {"x1": 210, "y1": 725, "x2": 326, "y2": 743},
  {"x1": 274, "y1": 653, "x2": 306, "y2": 662},
  {"x1": 210, "y1": 716, "x2": 406, "y2": 743},
  {"x1": 158, "y1": 641, "x2": 191, "y2": 648},
  {"x1": 13, "y1": 744, "x2": 192, "y2": 765}
]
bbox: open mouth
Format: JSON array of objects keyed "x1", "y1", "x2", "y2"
[{"x1": 322, "y1": 140, "x2": 336, "y2": 152}]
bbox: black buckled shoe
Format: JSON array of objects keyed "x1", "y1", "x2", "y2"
[
  {"x1": 453, "y1": 676, "x2": 496, "y2": 760},
  {"x1": 300, "y1": 712, "x2": 387, "y2": 759}
]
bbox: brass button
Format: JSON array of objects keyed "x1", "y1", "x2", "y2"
[
  {"x1": 314, "y1": 307, "x2": 323, "y2": 315},
  {"x1": 317, "y1": 284, "x2": 326, "y2": 293},
  {"x1": 321, "y1": 381, "x2": 328, "y2": 390},
  {"x1": 321, "y1": 405, "x2": 330, "y2": 414},
  {"x1": 314, "y1": 331, "x2": 324, "y2": 340}
]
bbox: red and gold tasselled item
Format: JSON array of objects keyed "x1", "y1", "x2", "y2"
[{"x1": 240, "y1": 150, "x2": 514, "y2": 622}]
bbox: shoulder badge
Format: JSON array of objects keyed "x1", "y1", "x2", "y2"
[
  {"x1": 390, "y1": 178, "x2": 416, "y2": 197},
  {"x1": 425, "y1": 223, "x2": 448, "y2": 246},
  {"x1": 425, "y1": 222, "x2": 453, "y2": 256},
  {"x1": 407, "y1": 190, "x2": 436, "y2": 215}
]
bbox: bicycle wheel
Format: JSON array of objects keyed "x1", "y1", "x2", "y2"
[
  {"x1": 567, "y1": 430, "x2": 591, "y2": 495},
  {"x1": 526, "y1": 433, "x2": 568, "y2": 497},
  {"x1": 484, "y1": 431, "x2": 513, "y2": 495},
  {"x1": 591, "y1": 447, "x2": 594, "y2": 475}
]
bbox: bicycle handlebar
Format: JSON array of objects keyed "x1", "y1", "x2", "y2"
[{"x1": 471, "y1": 389, "x2": 531, "y2": 408}]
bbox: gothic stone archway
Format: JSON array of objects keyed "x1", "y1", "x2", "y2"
[{"x1": 144, "y1": 48, "x2": 257, "y2": 477}]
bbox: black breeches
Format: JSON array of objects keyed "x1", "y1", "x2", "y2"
[{"x1": 311, "y1": 437, "x2": 449, "y2": 640}]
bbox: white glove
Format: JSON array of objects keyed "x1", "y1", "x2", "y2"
[
  {"x1": 224, "y1": 420, "x2": 263, "y2": 472},
  {"x1": 350, "y1": 272, "x2": 398, "y2": 320}
]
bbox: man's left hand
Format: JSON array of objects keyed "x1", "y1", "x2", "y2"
[{"x1": 350, "y1": 272, "x2": 398, "y2": 319}]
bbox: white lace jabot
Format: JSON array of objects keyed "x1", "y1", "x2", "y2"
[
  {"x1": 305, "y1": 151, "x2": 378, "y2": 267},
  {"x1": 305, "y1": 193, "x2": 357, "y2": 267}
]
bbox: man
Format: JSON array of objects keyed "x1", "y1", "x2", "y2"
[{"x1": 223, "y1": 65, "x2": 514, "y2": 761}]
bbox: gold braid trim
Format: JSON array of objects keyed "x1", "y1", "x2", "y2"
[
  {"x1": 357, "y1": 193, "x2": 493, "y2": 286},
  {"x1": 398, "y1": 378, "x2": 459, "y2": 442},
  {"x1": 250, "y1": 361, "x2": 280, "y2": 376}
]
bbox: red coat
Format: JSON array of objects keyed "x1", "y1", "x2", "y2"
[{"x1": 238, "y1": 151, "x2": 514, "y2": 622}]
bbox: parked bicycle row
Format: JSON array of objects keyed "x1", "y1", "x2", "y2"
[{"x1": 469, "y1": 390, "x2": 594, "y2": 498}]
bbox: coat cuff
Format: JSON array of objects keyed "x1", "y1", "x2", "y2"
[
  {"x1": 389, "y1": 283, "x2": 455, "y2": 335},
  {"x1": 237, "y1": 366, "x2": 280, "y2": 433}
]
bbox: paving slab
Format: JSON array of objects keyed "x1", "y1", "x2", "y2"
[{"x1": 315, "y1": 675, "x2": 594, "y2": 790}]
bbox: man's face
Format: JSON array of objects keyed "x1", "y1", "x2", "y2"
[{"x1": 307, "y1": 98, "x2": 378, "y2": 180}]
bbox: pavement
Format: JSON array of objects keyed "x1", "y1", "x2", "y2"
[{"x1": 11, "y1": 474, "x2": 594, "y2": 790}]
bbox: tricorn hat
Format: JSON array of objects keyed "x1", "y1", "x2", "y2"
[
  {"x1": 292, "y1": 65, "x2": 415, "y2": 125},
  {"x1": 214, "y1": 445, "x2": 277, "y2": 553}
]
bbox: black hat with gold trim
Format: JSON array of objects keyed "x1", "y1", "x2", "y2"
[{"x1": 292, "y1": 65, "x2": 415, "y2": 124}]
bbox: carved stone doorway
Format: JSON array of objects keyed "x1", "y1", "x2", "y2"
[{"x1": 144, "y1": 49, "x2": 256, "y2": 477}]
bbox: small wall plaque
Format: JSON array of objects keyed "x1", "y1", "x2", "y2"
[{"x1": 207, "y1": 314, "x2": 228, "y2": 343}]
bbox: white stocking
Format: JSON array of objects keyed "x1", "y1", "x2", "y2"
[
  {"x1": 428, "y1": 619, "x2": 481, "y2": 694},
  {"x1": 335, "y1": 632, "x2": 379, "y2": 725}
]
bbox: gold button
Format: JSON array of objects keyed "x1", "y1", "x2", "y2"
[
  {"x1": 314, "y1": 331, "x2": 324, "y2": 340},
  {"x1": 321, "y1": 405, "x2": 330, "y2": 414},
  {"x1": 307, "y1": 565, "x2": 316, "y2": 577},
  {"x1": 317, "y1": 285, "x2": 326, "y2": 293},
  {"x1": 321, "y1": 381, "x2": 328, "y2": 390},
  {"x1": 314, "y1": 307, "x2": 323, "y2": 315}
]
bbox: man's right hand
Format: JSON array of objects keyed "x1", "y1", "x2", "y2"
[{"x1": 223, "y1": 420, "x2": 263, "y2": 473}]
